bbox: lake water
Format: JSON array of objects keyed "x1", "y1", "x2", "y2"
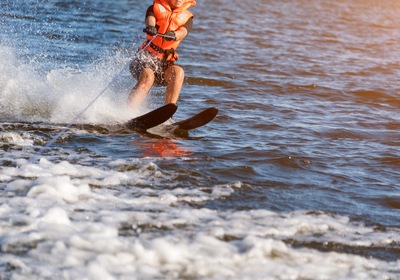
[{"x1": 1, "y1": 0, "x2": 399, "y2": 279}]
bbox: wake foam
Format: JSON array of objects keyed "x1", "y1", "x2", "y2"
[{"x1": 0, "y1": 44, "x2": 140, "y2": 125}]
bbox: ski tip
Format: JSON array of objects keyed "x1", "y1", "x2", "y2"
[
  {"x1": 170, "y1": 106, "x2": 219, "y2": 132},
  {"x1": 164, "y1": 103, "x2": 178, "y2": 110},
  {"x1": 164, "y1": 103, "x2": 178, "y2": 114},
  {"x1": 202, "y1": 107, "x2": 218, "y2": 126},
  {"x1": 207, "y1": 107, "x2": 218, "y2": 116},
  {"x1": 125, "y1": 103, "x2": 178, "y2": 131}
]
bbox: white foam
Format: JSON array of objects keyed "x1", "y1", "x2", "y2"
[
  {"x1": 0, "y1": 45, "x2": 142, "y2": 125},
  {"x1": 0, "y1": 132, "x2": 34, "y2": 146},
  {"x1": 41, "y1": 207, "x2": 71, "y2": 225},
  {"x1": 0, "y1": 158, "x2": 399, "y2": 279}
]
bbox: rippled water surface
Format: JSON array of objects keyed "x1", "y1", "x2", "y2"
[{"x1": 1, "y1": 0, "x2": 399, "y2": 279}]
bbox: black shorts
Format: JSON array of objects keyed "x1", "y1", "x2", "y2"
[{"x1": 129, "y1": 50, "x2": 174, "y2": 86}]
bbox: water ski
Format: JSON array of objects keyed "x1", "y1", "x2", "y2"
[
  {"x1": 125, "y1": 103, "x2": 177, "y2": 131},
  {"x1": 165, "y1": 107, "x2": 218, "y2": 133}
]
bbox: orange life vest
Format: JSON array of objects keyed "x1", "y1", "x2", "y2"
[{"x1": 142, "y1": 0, "x2": 196, "y2": 62}]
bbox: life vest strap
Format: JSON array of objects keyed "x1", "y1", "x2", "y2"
[
  {"x1": 138, "y1": 40, "x2": 177, "y2": 62},
  {"x1": 148, "y1": 41, "x2": 176, "y2": 62}
]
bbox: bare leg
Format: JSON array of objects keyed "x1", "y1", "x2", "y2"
[
  {"x1": 128, "y1": 68, "x2": 155, "y2": 108},
  {"x1": 164, "y1": 65, "x2": 184, "y2": 105}
]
